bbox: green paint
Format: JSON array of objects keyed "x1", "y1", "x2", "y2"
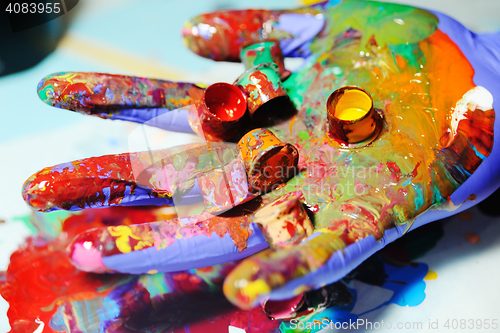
[
  {"x1": 15, "y1": 211, "x2": 72, "y2": 239},
  {"x1": 298, "y1": 131, "x2": 311, "y2": 140},
  {"x1": 38, "y1": 84, "x2": 55, "y2": 105},
  {"x1": 412, "y1": 183, "x2": 424, "y2": 211},
  {"x1": 312, "y1": 1, "x2": 438, "y2": 55},
  {"x1": 139, "y1": 273, "x2": 171, "y2": 297},
  {"x1": 12, "y1": 215, "x2": 37, "y2": 236},
  {"x1": 240, "y1": 41, "x2": 276, "y2": 69}
]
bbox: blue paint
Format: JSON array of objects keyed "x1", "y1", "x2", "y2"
[
  {"x1": 97, "y1": 107, "x2": 194, "y2": 134},
  {"x1": 50, "y1": 297, "x2": 121, "y2": 333},
  {"x1": 101, "y1": 224, "x2": 268, "y2": 274},
  {"x1": 381, "y1": 261, "x2": 428, "y2": 307},
  {"x1": 280, "y1": 255, "x2": 429, "y2": 333},
  {"x1": 51, "y1": 161, "x2": 76, "y2": 173},
  {"x1": 469, "y1": 141, "x2": 487, "y2": 160},
  {"x1": 356, "y1": 257, "x2": 429, "y2": 317},
  {"x1": 105, "y1": 87, "x2": 114, "y2": 100},
  {"x1": 412, "y1": 183, "x2": 424, "y2": 211}
]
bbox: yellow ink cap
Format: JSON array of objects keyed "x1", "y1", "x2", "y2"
[{"x1": 327, "y1": 86, "x2": 382, "y2": 144}]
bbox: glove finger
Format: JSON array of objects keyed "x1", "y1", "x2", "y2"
[
  {"x1": 182, "y1": 7, "x2": 326, "y2": 61},
  {"x1": 222, "y1": 231, "x2": 344, "y2": 309},
  {"x1": 22, "y1": 142, "x2": 245, "y2": 212},
  {"x1": 37, "y1": 72, "x2": 205, "y2": 133},
  {"x1": 67, "y1": 211, "x2": 268, "y2": 274}
]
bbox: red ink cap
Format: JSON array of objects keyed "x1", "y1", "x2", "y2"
[{"x1": 192, "y1": 82, "x2": 247, "y2": 141}]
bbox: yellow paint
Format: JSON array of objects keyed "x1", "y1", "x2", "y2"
[
  {"x1": 175, "y1": 228, "x2": 184, "y2": 240},
  {"x1": 334, "y1": 89, "x2": 372, "y2": 121},
  {"x1": 240, "y1": 279, "x2": 271, "y2": 301},
  {"x1": 195, "y1": 83, "x2": 208, "y2": 89},
  {"x1": 424, "y1": 270, "x2": 438, "y2": 280},
  {"x1": 147, "y1": 270, "x2": 158, "y2": 275},
  {"x1": 134, "y1": 240, "x2": 153, "y2": 251},
  {"x1": 336, "y1": 107, "x2": 369, "y2": 121},
  {"x1": 108, "y1": 225, "x2": 152, "y2": 253},
  {"x1": 301, "y1": 0, "x2": 324, "y2": 5},
  {"x1": 289, "y1": 115, "x2": 297, "y2": 133}
]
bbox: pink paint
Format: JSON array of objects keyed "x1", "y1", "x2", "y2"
[{"x1": 70, "y1": 241, "x2": 107, "y2": 273}]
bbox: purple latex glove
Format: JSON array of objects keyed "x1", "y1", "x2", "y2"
[{"x1": 24, "y1": 0, "x2": 500, "y2": 314}]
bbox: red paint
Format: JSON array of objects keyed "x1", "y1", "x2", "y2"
[
  {"x1": 197, "y1": 82, "x2": 247, "y2": 140},
  {"x1": 151, "y1": 88, "x2": 166, "y2": 105},
  {"x1": 210, "y1": 104, "x2": 241, "y2": 121},
  {"x1": 411, "y1": 162, "x2": 421, "y2": 178},
  {"x1": 386, "y1": 162, "x2": 401, "y2": 174},
  {"x1": 263, "y1": 294, "x2": 304, "y2": 319},
  {"x1": 0, "y1": 240, "x2": 112, "y2": 333},
  {"x1": 249, "y1": 71, "x2": 268, "y2": 84},
  {"x1": 39, "y1": 72, "x2": 205, "y2": 113},
  {"x1": 238, "y1": 68, "x2": 287, "y2": 117},
  {"x1": 229, "y1": 307, "x2": 280, "y2": 333},
  {"x1": 204, "y1": 83, "x2": 247, "y2": 121},
  {"x1": 284, "y1": 221, "x2": 297, "y2": 238},
  {"x1": 22, "y1": 152, "x2": 181, "y2": 212},
  {"x1": 386, "y1": 162, "x2": 401, "y2": 182},
  {"x1": 22, "y1": 155, "x2": 135, "y2": 211},
  {"x1": 464, "y1": 231, "x2": 480, "y2": 244},
  {"x1": 61, "y1": 82, "x2": 91, "y2": 97},
  {"x1": 183, "y1": 10, "x2": 285, "y2": 62},
  {"x1": 0, "y1": 207, "x2": 170, "y2": 332}
]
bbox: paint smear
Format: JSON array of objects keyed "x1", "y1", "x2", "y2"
[
  {"x1": 424, "y1": 270, "x2": 438, "y2": 280},
  {"x1": 464, "y1": 231, "x2": 480, "y2": 244},
  {"x1": 0, "y1": 210, "x2": 443, "y2": 332}
]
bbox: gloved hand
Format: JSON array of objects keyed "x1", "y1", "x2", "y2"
[{"x1": 23, "y1": 0, "x2": 500, "y2": 314}]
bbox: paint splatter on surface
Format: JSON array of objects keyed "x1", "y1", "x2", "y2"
[
  {"x1": 464, "y1": 231, "x2": 480, "y2": 244},
  {"x1": 0, "y1": 209, "x2": 442, "y2": 332}
]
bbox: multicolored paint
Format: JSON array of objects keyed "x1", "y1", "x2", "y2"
[
  {"x1": 181, "y1": 6, "x2": 326, "y2": 61},
  {"x1": 237, "y1": 128, "x2": 299, "y2": 194},
  {"x1": 234, "y1": 63, "x2": 288, "y2": 120},
  {"x1": 37, "y1": 72, "x2": 204, "y2": 115},
  {"x1": 0, "y1": 209, "x2": 441, "y2": 332},
  {"x1": 22, "y1": 0, "x2": 496, "y2": 320},
  {"x1": 68, "y1": 211, "x2": 257, "y2": 273},
  {"x1": 199, "y1": 154, "x2": 252, "y2": 214},
  {"x1": 240, "y1": 41, "x2": 289, "y2": 80},
  {"x1": 23, "y1": 143, "x2": 240, "y2": 211},
  {"x1": 181, "y1": 1, "x2": 495, "y2": 309},
  {"x1": 252, "y1": 191, "x2": 313, "y2": 248}
]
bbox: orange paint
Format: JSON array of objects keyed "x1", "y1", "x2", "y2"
[{"x1": 464, "y1": 231, "x2": 480, "y2": 244}]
